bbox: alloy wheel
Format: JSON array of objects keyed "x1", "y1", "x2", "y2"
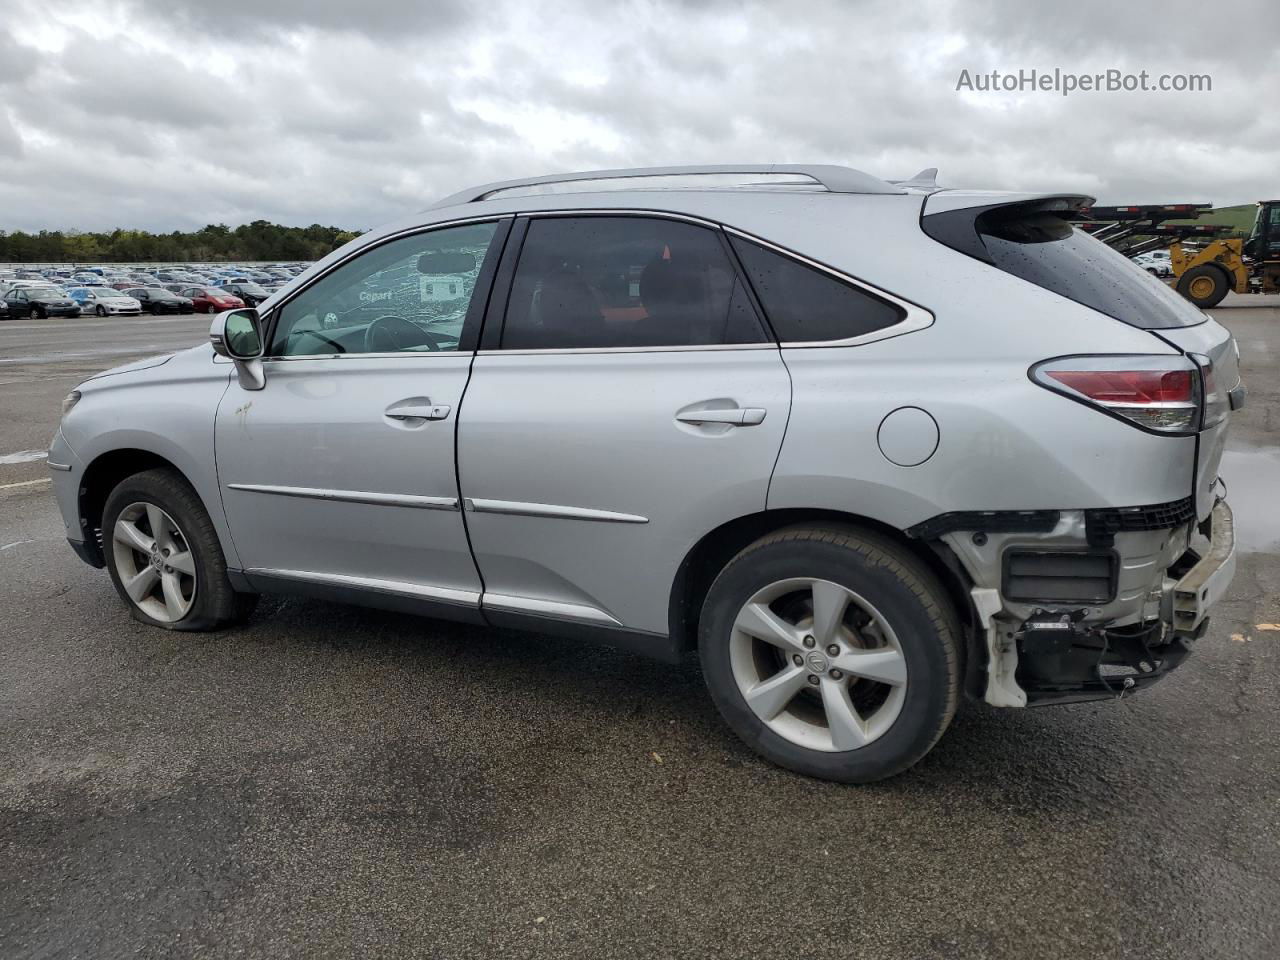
[
  {"x1": 112, "y1": 501, "x2": 197, "y2": 622},
  {"x1": 729, "y1": 577, "x2": 907, "y2": 752}
]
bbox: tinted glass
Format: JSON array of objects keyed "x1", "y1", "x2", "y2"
[
  {"x1": 270, "y1": 221, "x2": 498, "y2": 357},
  {"x1": 977, "y1": 212, "x2": 1204, "y2": 330},
  {"x1": 501, "y1": 216, "x2": 765, "y2": 350},
  {"x1": 728, "y1": 235, "x2": 903, "y2": 342}
]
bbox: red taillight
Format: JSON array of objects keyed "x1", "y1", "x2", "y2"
[
  {"x1": 1045, "y1": 369, "x2": 1195, "y2": 405},
  {"x1": 1032, "y1": 356, "x2": 1201, "y2": 434}
]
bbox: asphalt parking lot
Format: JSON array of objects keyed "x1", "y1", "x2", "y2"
[{"x1": 2, "y1": 301, "x2": 1278, "y2": 959}]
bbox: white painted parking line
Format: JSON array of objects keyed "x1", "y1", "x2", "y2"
[
  {"x1": 0, "y1": 450, "x2": 48, "y2": 465},
  {"x1": 0, "y1": 478, "x2": 52, "y2": 491}
]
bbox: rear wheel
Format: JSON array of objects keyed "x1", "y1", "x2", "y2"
[
  {"x1": 1177, "y1": 264, "x2": 1231, "y2": 308},
  {"x1": 698, "y1": 526, "x2": 960, "y2": 783},
  {"x1": 103, "y1": 469, "x2": 257, "y2": 631}
]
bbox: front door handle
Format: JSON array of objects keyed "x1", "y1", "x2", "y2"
[
  {"x1": 385, "y1": 400, "x2": 451, "y2": 421},
  {"x1": 675, "y1": 407, "x2": 766, "y2": 426}
]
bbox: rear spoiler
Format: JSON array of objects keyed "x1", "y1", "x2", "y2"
[{"x1": 920, "y1": 194, "x2": 1094, "y2": 265}]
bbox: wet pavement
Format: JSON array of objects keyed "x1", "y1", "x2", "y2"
[{"x1": 1, "y1": 304, "x2": 1279, "y2": 959}]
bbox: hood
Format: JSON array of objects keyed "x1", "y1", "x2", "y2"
[{"x1": 81, "y1": 352, "x2": 176, "y2": 383}]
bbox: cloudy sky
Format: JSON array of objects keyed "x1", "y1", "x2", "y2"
[{"x1": 0, "y1": 0, "x2": 1275, "y2": 232}]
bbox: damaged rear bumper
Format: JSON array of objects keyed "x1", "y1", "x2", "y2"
[{"x1": 971, "y1": 499, "x2": 1235, "y2": 707}]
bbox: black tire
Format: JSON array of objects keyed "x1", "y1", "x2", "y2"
[
  {"x1": 34, "y1": 305, "x2": 45, "y2": 319},
  {"x1": 96, "y1": 305, "x2": 107, "y2": 317},
  {"x1": 698, "y1": 525, "x2": 960, "y2": 783},
  {"x1": 102, "y1": 468, "x2": 258, "y2": 631},
  {"x1": 1176, "y1": 264, "x2": 1231, "y2": 308}
]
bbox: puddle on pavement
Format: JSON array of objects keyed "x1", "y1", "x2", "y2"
[{"x1": 1219, "y1": 446, "x2": 1280, "y2": 553}]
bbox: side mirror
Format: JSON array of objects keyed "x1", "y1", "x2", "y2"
[{"x1": 210, "y1": 308, "x2": 266, "y2": 391}]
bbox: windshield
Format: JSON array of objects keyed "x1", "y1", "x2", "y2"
[
  {"x1": 234, "y1": 283, "x2": 268, "y2": 296},
  {"x1": 27, "y1": 287, "x2": 63, "y2": 298},
  {"x1": 975, "y1": 211, "x2": 1206, "y2": 330}
]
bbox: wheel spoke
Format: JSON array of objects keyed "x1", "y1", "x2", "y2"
[
  {"x1": 114, "y1": 518, "x2": 154, "y2": 555},
  {"x1": 820, "y1": 678, "x2": 869, "y2": 750},
  {"x1": 742, "y1": 665, "x2": 810, "y2": 721},
  {"x1": 146, "y1": 504, "x2": 174, "y2": 551},
  {"x1": 831, "y1": 647, "x2": 908, "y2": 687},
  {"x1": 809, "y1": 580, "x2": 849, "y2": 647},
  {"x1": 124, "y1": 566, "x2": 159, "y2": 602},
  {"x1": 734, "y1": 601, "x2": 804, "y2": 653},
  {"x1": 160, "y1": 571, "x2": 187, "y2": 618},
  {"x1": 167, "y1": 550, "x2": 196, "y2": 576}
]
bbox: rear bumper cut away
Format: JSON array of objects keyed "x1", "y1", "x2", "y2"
[{"x1": 974, "y1": 500, "x2": 1235, "y2": 707}]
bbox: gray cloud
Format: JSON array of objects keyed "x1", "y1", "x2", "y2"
[{"x1": 0, "y1": 0, "x2": 1274, "y2": 232}]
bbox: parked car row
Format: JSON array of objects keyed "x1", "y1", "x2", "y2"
[
  {"x1": 1131, "y1": 250, "x2": 1173, "y2": 277},
  {"x1": 0, "y1": 262, "x2": 312, "y2": 320}
]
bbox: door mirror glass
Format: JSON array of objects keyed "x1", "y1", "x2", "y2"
[{"x1": 211, "y1": 308, "x2": 264, "y2": 360}]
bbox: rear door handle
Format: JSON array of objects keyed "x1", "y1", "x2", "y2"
[
  {"x1": 676, "y1": 407, "x2": 766, "y2": 426},
  {"x1": 385, "y1": 400, "x2": 451, "y2": 421}
]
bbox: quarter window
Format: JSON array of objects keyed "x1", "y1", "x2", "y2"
[
  {"x1": 268, "y1": 222, "x2": 498, "y2": 357},
  {"x1": 728, "y1": 235, "x2": 905, "y2": 342},
  {"x1": 500, "y1": 216, "x2": 767, "y2": 350}
]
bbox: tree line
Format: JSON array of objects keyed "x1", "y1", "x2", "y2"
[{"x1": 0, "y1": 220, "x2": 362, "y2": 264}]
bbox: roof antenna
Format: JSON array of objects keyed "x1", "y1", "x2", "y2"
[{"x1": 893, "y1": 167, "x2": 939, "y2": 191}]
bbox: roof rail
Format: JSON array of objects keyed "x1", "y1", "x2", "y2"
[{"x1": 428, "y1": 164, "x2": 905, "y2": 208}]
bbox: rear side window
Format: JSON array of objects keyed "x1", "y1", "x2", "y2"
[
  {"x1": 968, "y1": 210, "x2": 1204, "y2": 330},
  {"x1": 501, "y1": 216, "x2": 767, "y2": 350},
  {"x1": 728, "y1": 235, "x2": 905, "y2": 342}
]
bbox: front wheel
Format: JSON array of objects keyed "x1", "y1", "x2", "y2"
[
  {"x1": 698, "y1": 526, "x2": 960, "y2": 783},
  {"x1": 102, "y1": 468, "x2": 258, "y2": 631},
  {"x1": 34, "y1": 305, "x2": 46, "y2": 319},
  {"x1": 95, "y1": 305, "x2": 107, "y2": 317}
]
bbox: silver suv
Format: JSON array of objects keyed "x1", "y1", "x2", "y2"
[{"x1": 48, "y1": 165, "x2": 1242, "y2": 782}]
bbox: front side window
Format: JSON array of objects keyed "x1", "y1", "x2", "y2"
[
  {"x1": 500, "y1": 216, "x2": 767, "y2": 350},
  {"x1": 269, "y1": 221, "x2": 498, "y2": 357},
  {"x1": 728, "y1": 235, "x2": 905, "y2": 342}
]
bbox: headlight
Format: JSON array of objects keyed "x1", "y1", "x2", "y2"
[{"x1": 61, "y1": 390, "x2": 81, "y2": 417}]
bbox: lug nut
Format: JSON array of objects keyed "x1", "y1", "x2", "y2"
[
  {"x1": 806, "y1": 675, "x2": 820, "y2": 686},
  {"x1": 826, "y1": 644, "x2": 840, "y2": 657},
  {"x1": 829, "y1": 669, "x2": 844, "y2": 680},
  {"x1": 802, "y1": 635, "x2": 816, "y2": 649},
  {"x1": 792, "y1": 654, "x2": 804, "y2": 667}
]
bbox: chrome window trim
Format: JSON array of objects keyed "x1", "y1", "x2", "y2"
[
  {"x1": 722, "y1": 226, "x2": 935, "y2": 348},
  {"x1": 260, "y1": 350, "x2": 468, "y2": 363},
  {"x1": 476, "y1": 343, "x2": 775, "y2": 357},
  {"x1": 464, "y1": 497, "x2": 648, "y2": 524},
  {"x1": 481, "y1": 593, "x2": 623, "y2": 627},
  {"x1": 227, "y1": 483, "x2": 459, "y2": 511},
  {"x1": 262, "y1": 213, "x2": 513, "y2": 360},
  {"x1": 247, "y1": 568, "x2": 479, "y2": 606}
]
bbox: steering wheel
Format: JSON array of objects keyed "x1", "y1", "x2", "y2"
[{"x1": 363, "y1": 315, "x2": 438, "y2": 354}]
